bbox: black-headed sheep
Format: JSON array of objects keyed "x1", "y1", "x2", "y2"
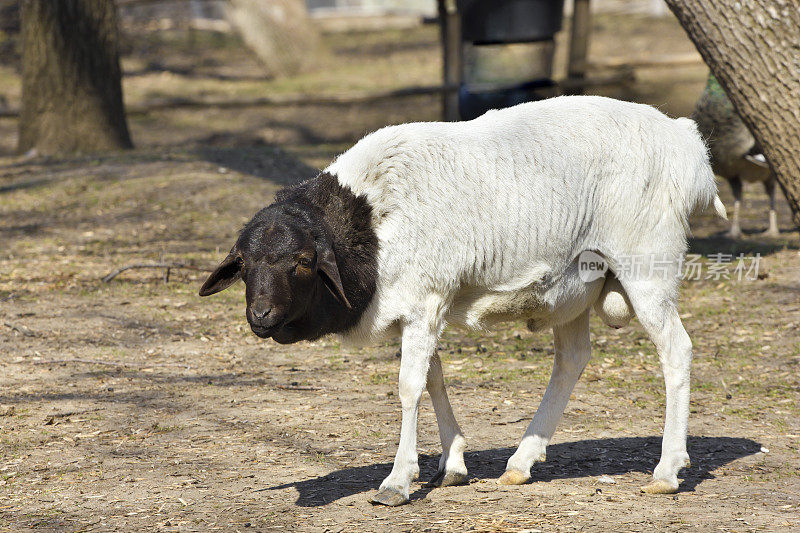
[{"x1": 201, "y1": 96, "x2": 726, "y2": 506}]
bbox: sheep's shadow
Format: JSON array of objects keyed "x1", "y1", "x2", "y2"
[{"x1": 267, "y1": 436, "x2": 760, "y2": 507}]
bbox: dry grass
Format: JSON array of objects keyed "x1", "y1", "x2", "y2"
[{"x1": 1, "y1": 14, "x2": 799, "y2": 532}]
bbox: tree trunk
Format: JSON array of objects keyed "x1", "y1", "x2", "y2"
[
  {"x1": 664, "y1": 0, "x2": 800, "y2": 226},
  {"x1": 225, "y1": 0, "x2": 325, "y2": 78},
  {"x1": 18, "y1": 0, "x2": 132, "y2": 155}
]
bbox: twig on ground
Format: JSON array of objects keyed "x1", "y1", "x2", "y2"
[
  {"x1": 273, "y1": 384, "x2": 321, "y2": 391},
  {"x1": 44, "y1": 408, "x2": 103, "y2": 425},
  {"x1": 490, "y1": 417, "x2": 528, "y2": 426},
  {"x1": 28, "y1": 358, "x2": 193, "y2": 369},
  {"x1": 47, "y1": 408, "x2": 102, "y2": 420},
  {"x1": 3, "y1": 321, "x2": 36, "y2": 337},
  {"x1": 102, "y1": 262, "x2": 212, "y2": 283}
]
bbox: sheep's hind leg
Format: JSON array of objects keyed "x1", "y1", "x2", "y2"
[
  {"x1": 371, "y1": 321, "x2": 437, "y2": 506},
  {"x1": 500, "y1": 310, "x2": 591, "y2": 485},
  {"x1": 425, "y1": 350, "x2": 468, "y2": 488},
  {"x1": 623, "y1": 279, "x2": 692, "y2": 494}
]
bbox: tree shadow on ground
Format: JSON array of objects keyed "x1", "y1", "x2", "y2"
[
  {"x1": 689, "y1": 234, "x2": 799, "y2": 257},
  {"x1": 191, "y1": 133, "x2": 318, "y2": 185},
  {"x1": 0, "y1": 136, "x2": 318, "y2": 192},
  {"x1": 125, "y1": 62, "x2": 269, "y2": 82},
  {"x1": 268, "y1": 436, "x2": 761, "y2": 507}
]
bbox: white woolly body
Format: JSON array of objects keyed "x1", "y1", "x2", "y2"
[
  {"x1": 325, "y1": 96, "x2": 717, "y2": 344},
  {"x1": 316, "y1": 95, "x2": 724, "y2": 502}
]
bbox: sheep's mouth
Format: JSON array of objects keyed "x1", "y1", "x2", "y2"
[
  {"x1": 249, "y1": 321, "x2": 284, "y2": 339},
  {"x1": 249, "y1": 319, "x2": 298, "y2": 342}
]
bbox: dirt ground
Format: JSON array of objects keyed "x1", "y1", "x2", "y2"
[{"x1": 1, "y1": 13, "x2": 800, "y2": 533}]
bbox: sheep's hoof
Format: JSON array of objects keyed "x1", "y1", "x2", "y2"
[
  {"x1": 640, "y1": 479, "x2": 679, "y2": 494},
  {"x1": 440, "y1": 471, "x2": 468, "y2": 487},
  {"x1": 426, "y1": 469, "x2": 468, "y2": 488},
  {"x1": 497, "y1": 469, "x2": 530, "y2": 485},
  {"x1": 725, "y1": 228, "x2": 742, "y2": 239},
  {"x1": 370, "y1": 487, "x2": 409, "y2": 506}
]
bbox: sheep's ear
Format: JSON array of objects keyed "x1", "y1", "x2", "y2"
[
  {"x1": 199, "y1": 251, "x2": 242, "y2": 296},
  {"x1": 317, "y1": 245, "x2": 352, "y2": 309}
]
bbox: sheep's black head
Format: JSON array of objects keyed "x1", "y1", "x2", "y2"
[{"x1": 198, "y1": 205, "x2": 351, "y2": 344}]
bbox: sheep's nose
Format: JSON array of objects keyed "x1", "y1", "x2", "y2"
[{"x1": 251, "y1": 306, "x2": 272, "y2": 320}]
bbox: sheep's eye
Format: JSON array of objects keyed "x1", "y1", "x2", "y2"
[{"x1": 297, "y1": 257, "x2": 312, "y2": 268}]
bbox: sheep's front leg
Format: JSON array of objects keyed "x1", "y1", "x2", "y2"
[
  {"x1": 371, "y1": 321, "x2": 437, "y2": 506},
  {"x1": 500, "y1": 310, "x2": 590, "y2": 485},
  {"x1": 425, "y1": 351, "x2": 468, "y2": 487}
]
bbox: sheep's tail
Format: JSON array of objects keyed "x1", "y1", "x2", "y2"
[
  {"x1": 672, "y1": 117, "x2": 727, "y2": 225},
  {"x1": 713, "y1": 195, "x2": 728, "y2": 220}
]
